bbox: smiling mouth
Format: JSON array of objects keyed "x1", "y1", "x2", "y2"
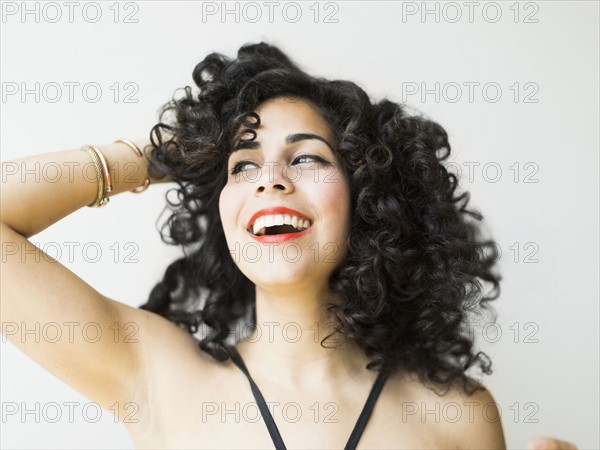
[
  {"x1": 257, "y1": 224, "x2": 301, "y2": 236},
  {"x1": 247, "y1": 215, "x2": 313, "y2": 236}
]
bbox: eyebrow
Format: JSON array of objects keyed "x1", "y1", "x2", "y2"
[{"x1": 232, "y1": 132, "x2": 335, "y2": 153}]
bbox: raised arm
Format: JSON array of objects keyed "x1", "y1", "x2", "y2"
[
  {"x1": 2, "y1": 139, "x2": 159, "y2": 238},
  {"x1": 0, "y1": 139, "x2": 178, "y2": 422}
]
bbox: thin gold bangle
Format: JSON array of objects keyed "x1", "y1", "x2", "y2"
[
  {"x1": 82, "y1": 146, "x2": 108, "y2": 207},
  {"x1": 114, "y1": 139, "x2": 150, "y2": 193},
  {"x1": 86, "y1": 144, "x2": 112, "y2": 194}
]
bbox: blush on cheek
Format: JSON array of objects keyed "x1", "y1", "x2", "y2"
[{"x1": 323, "y1": 177, "x2": 351, "y2": 217}]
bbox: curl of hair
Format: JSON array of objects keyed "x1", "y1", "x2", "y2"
[{"x1": 139, "y1": 41, "x2": 502, "y2": 395}]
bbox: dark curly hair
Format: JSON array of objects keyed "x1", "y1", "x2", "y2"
[{"x1": 139, "y1": 41, "x2": 501, "y2": 396}]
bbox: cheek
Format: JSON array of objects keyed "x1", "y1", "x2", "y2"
[
  {"x1": 312, "y1": 173, "x2": 352, "y2": 232},
  {"x1": 312, "y1": 174, "x2": 352, "y2": 265}
]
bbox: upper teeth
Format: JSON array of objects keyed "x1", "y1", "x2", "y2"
[{"x1": 251, "y1": 214, "x2": 312, "y2": 235}]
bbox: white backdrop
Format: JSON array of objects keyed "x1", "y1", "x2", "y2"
[{"x1": 1, "y1": 1, "x2": 598, "y2": 448}]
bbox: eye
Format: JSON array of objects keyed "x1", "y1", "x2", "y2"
[
  {"x1": 230, "y1": 154, "x2": 330, "y2": 175},
  {"x1": 230, "y1": 160, "x2": 258, "y2": 175},
  {"x1": 292, "y1": 154, "x2": 329, "y2": 166}
]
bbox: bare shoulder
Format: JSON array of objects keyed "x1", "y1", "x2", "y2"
[
  {"x1": 106, "y1": 300, "x2": 225, "y2": 429},
  {"x1": 106, "y1": 297, "x2": 217, "y2": 368},
  {"x1": 393, "y1": 371, "x2": 506, "y2": 450},
  {"x1": 129, "y1": 304, "x2": 224, "y2": 388}
]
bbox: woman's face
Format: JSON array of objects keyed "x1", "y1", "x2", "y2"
[{"x1": 219, "y1": 96, "x2": 352, "y2": 288}]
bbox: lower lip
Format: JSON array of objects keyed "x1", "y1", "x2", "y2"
[{"x1": 246, "y1": 225, "x2": 313, "y2": 243}]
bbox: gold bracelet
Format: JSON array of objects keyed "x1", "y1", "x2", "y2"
[
  {"x1": 82, "y1": 145, "x2": 109, "y2": 207},
  {"x1": 114, "y1": 139, "x2": 151, "y2": 193},
  {"x1": 87, "y1": 144, "x2": 112, "y2": 194},
  {"x1": 82, "y1": 139, "x2": 150, "y2": 208}
]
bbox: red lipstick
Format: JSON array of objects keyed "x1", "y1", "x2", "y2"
[
  {"x1": 246, "y1": 206, "x2": 312, "y2": 230},
  {"x1": 246, "y1": 206, "x2": 313, "y2": 243}
]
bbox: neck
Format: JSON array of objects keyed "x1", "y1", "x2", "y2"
[{"x1": 235, "y1": 281, "x2": 371, "y2": 390}]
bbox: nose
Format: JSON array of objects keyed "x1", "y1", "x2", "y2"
[{"x1": 256, "y1": 161, "x2": 296, "y2": 194}]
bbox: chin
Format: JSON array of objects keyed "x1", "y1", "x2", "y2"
[
  {"x1": 226, "y1": 231, "x2": 344, "y2": 281},
  {"x1": 245, "y1": 264, "x2": 314, "y2": 286}
]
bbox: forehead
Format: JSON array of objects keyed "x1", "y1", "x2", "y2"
[{"x1": 251, "y1": 96, "x2": 334, "y2": 138}]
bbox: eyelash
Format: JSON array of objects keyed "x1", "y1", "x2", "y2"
[{"x1": 229, "y1": 154, "x2": 329, "y2": 175}]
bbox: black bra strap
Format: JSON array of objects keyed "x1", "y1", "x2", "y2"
[
  {"x1": 227, "y1": 345, "x2": 287, "y2": 450},
  {"x1": 226, "y1": 345, "x2": 387, "y2": 450},
  {"x1": 343, "y1": 371, "x2": 388, "y2": 450}
]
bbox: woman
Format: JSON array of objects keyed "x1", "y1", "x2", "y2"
[{"x1": 1, "y1": 42, "x2": 577, "y2": 449}]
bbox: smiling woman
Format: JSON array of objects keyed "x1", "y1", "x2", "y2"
[
  {"x1": 0, "y1": 41, "x2": 579, "y2": 450},
  {"x1": 141, "y1": 42, "x2": 498, "y2": 382},
  {"x1": 135, "y1": 42, "x2": 505, "y2": 447}
]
